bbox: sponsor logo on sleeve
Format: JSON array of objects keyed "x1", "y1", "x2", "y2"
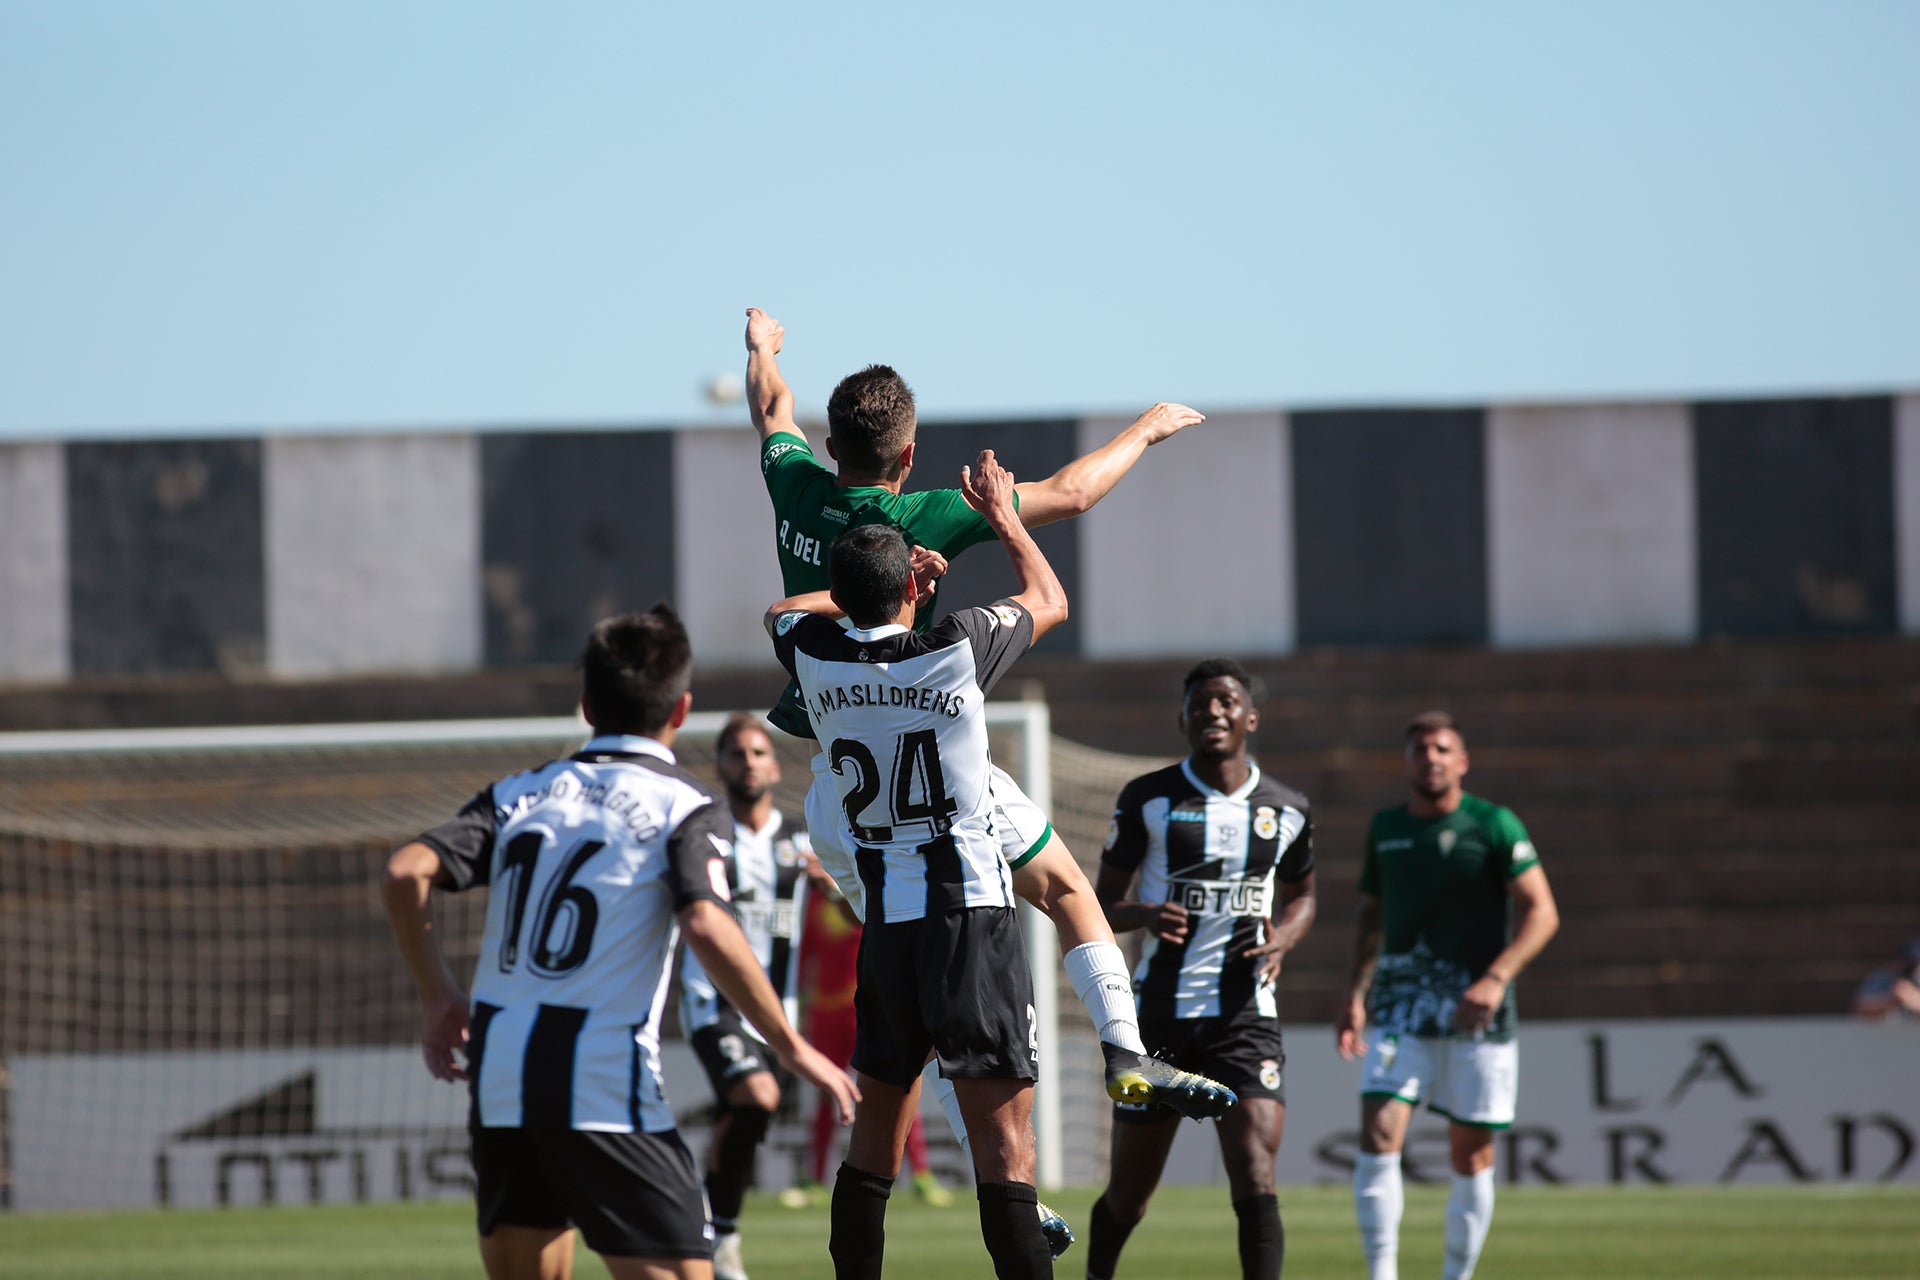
[
  {"x1": 1513, "y1": 838, "x2": 1538, "y2": 864},
  {"x1": 991, "y1": 605, "x2": 1022, "y2": 629},
  {"x1": 775, "y1": 611, "x2": 803, "y2": 636},
  {"x1": 1104, "y1": 817, "x2": 1120, "y2": 852}
]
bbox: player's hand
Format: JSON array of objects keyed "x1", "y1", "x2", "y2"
[
  {"x1": 1132, "y1": 402, "x2": 1205, "y2": 446},
  {"x1": 1243, "y1": 933, "x2": 1292, "y2": 985},
  {"x1": 779, "y1": 1038, "x2": 862, "y2": 1125},
  {"x1": 1452, "y1": 974, "x2": 1508, "y2": 1035},
  {"x1": 1146, "y1": 901, "x2": 1189, "y2": 945},
  {"x1": 420, "y1": 987, "x2": 472, "y2": 1082},
  {"x1": 960, "y1": 449, "x2": 1017, "y2": 518},
  {"x1": 907, "y1": 545, "x2": 949, "y2": 606},
  {"x1": 1335, "y1": 997, "x2": 1367, "y2": 1061},
  {"x1": 745, "y1": 307, "x2": 784, "y2": 356}
]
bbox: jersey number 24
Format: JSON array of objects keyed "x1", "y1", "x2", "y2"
[{"x1": 829, "y1": 730, "x2": 959, "y2": 844}]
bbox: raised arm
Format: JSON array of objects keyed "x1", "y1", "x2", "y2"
[
  {"x1": 745, "y1": 307, "x2": 803, "y2": 445},
  {"x1": 961, "y1": 449, "x2": 1069, "y2": 639},
  {"x1": 1012, "y1": 402, "x2": 1205, "y2": 528}
]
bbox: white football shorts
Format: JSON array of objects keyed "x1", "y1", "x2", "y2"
[{"x1": 1359, "y1": 1029, "x2": 1519, "y2": 1128}]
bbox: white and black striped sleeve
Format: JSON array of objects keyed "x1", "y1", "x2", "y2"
[
  {"x1": 666, "y1": 800, "x2": 736, "y2": 913},
  {"x1": 947, "y1": 599, "x2": 1035, "y2": 695},
  {"x1": 1278, "y1": 811, "x2": 1315, "y2": 883},
  {"x1": 1100, "y1": 777, "x2": 1151, "y2": 874},
  {"x1": 769, "y1": 610, "x2": 815, "y2": 676},
  {"x1": 416, "y1": 787, "x2": 497, "y2": 891}
]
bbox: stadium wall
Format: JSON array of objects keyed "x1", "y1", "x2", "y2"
[{"x1": 1, "y1": 391, "x2": 1916, "y2": 682}]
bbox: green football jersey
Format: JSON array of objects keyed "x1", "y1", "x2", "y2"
[
  {"x1": 1358, "y1": 793, "x2": 1540, "y2": 1042},
  {"x1": 760, "y1": 431, "x2": 1008, "y2": 737}
]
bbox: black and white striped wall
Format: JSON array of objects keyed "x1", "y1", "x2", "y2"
[{"x1": 2, "y1": 392, "x2": 1916, "y2": 683}]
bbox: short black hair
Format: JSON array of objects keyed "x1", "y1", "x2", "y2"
[
  {"x1": 716, "y1": 710, "x2": 771, "y2": 758},
  {"x1": 1183, "y1": 657, "x2": 1258, "y2": 703},
  {"x1": 1404, "y1": 709, "x2": 1462, "y2": 744},
  {"x1": 826, "y1": 364, "x2": 917, "y2": 479},
  {"x1": 579, "y1": 605, "x2": 692, "y2": 735},
  {"x1": 829, "y1": 524, "x2": 912, "y2": 628}
]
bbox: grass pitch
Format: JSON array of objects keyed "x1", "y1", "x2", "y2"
[{"x1": 2, "y1": 1184, "x2": 1916, "y2": 1278}]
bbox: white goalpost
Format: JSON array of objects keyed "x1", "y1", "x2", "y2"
[{"x1": 0, "y1": 702, "x2": 1068, "y2": 1208}]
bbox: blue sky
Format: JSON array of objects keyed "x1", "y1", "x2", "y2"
[{"x1": 2, "y1": 1, "x2": 1915, "y2": 438}]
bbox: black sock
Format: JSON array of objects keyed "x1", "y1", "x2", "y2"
[
  {"x1": 706, "y1": 1105, "x2": 772, "y2": 1231},
  {"x1": 829, "y1": 1163, "x2": 894, "y2": 1280},
  {"x1": 1232, "y1": 1193, "x2": 1284, "y2": 1280},
  {"x1": 976, "y1": 1180, "x2": 1052, "y2": 1280},
  {"x1": 1086, "y1": 1194, "x2": 1141, "y2": 1280}
]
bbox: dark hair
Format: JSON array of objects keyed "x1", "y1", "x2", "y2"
[
  {"x1": 1404, "y1": 709, "x2": 1462, "y2": 744},
  {"x1": 826, "y1": 364, "x2": 917, "y2": 479},
  {"x1": 1183, "y1": 656, "x2": 1259, "y2": 704},
  {"x1": 716, "y1": 711, "x2": 771, "y2": 758},
  {"x1": 579, "y1": 605, "x2": 692, "y2": 735},
  {"x1": 829, "y1": 524, "x2": 912, "y2": 628}
]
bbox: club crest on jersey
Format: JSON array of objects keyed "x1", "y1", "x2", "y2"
[
  {"x1": 1259, "y1": 1059, "x2": 1281, "y2": 1091},
  {"x1": 991, "y1": 605, "x2": 1022, "y2": 629},
  {"x1": 775, "y1": 611, "x2": 803, "y2": 636},
  {"x1": 1254, "y1": 806, "x2": 1279, "y2": 840},
  {"x1": 1438, "y1": 829, "x2": 1458, "y2": 855}
]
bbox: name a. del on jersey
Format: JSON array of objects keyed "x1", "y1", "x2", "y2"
[{"x1": 777, "y1": 519, "x2": 826, "y2": 567}]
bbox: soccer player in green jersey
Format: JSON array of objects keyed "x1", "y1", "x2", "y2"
[{"x1": 1335, "y1": 711, "x2": 1560, "y2": 1280}]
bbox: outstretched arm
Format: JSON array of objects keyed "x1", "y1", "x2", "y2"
[
  {"x1": 962, "y1": 449, "x2": 1069, "y2": 639},
  {"x1": 745, "y1": 307, "x2": 803, "y2": 445},
  {"x1": 1012, "y1": 402, "x2": 1205, "y2": 528}
]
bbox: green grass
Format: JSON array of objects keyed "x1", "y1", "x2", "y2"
[{"x1": 3, "y1": 1184, "x2": 1917, "y2": 1278}]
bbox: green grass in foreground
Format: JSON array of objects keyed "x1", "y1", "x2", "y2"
[{"x1": 2, "y1": 1184, "x2": 1917, "y2": 1279}]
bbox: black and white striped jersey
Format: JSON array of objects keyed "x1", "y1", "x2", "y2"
[
  {"x1": 771, "y1": 600, "x2": 1033, "y2": 924},
  {"x1": 679, "y1": 810, "x2": 812, "y2": 1042},
  {"x1": 418, "y1": 734, "x2": 733, "y2": 1134},
  {"x1": 1102, "y1": 760, "x2": 1314, "y2": 1021}
]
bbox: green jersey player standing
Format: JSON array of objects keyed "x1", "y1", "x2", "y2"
[{"x1": 1336, "y1": 710, "x2": 1560, "y2": 1280}]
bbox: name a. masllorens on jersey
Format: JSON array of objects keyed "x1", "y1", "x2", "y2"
[
  {"x1": 808, "y1": 682, "x2": 967, "y2": 720},
  {"x1": 495, "y1": 775, "x2": 662, "y2": 838}
]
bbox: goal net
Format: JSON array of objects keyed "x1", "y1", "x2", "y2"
[{"x1": 0, "y1": 708, "x2": 1174, "y2": 1211}]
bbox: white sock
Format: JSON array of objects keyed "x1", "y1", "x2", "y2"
[
  {"x1": 927, "y1": 1066, "x2": 971, "y2": 1162},
  {"x1": 1443, "y1": 1167, "x2": 1495, "y2": 1280},
  {"x1": 1063, "y1": 941, "x2": 1146, "y2": 1054},
  {"x1": 1353, "y1": 1152, "x2": 1403, "y2": 1280}
]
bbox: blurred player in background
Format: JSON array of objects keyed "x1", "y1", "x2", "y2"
[
  {"x1": 677, "y1": 712, "x2": 836, "y2": 1280},
  {"x1": 778, "y1": 851, "x2": 954, "y2": 1210},
  {"x1": 1087, "y1": 658, "x2": 1317, "y2": 1280},
  {"x1": 1852, "y1": 937, "x2": 1920, "y2": 1021},
  {"x1": 764, "y1": 453, "x2": 1068, "y2": 1278},
  {"x1": 742, "y1": 306, "x2": 1228, "y2": 1126},
  {"x1": 1336, "y1": 711, "x2": 1560, "y2": 1280},
  {"x1": 382, "y1": 608, "x2": 857, "y2": 1280}
]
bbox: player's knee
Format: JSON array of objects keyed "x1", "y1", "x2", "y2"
[
  {"x1": 727, "y1": 1103, "x2": 775, "y2": 1146},
  {"x1": 1448, "y1": 1124, "x2": 1495, "y2": 1175},
  {"x1": 1100, "y1": 1185, "x2": 1153, "y2": 1225},
  {"x1": 730, "y1": 1070, "x2": 782, "y2": 1113}
]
